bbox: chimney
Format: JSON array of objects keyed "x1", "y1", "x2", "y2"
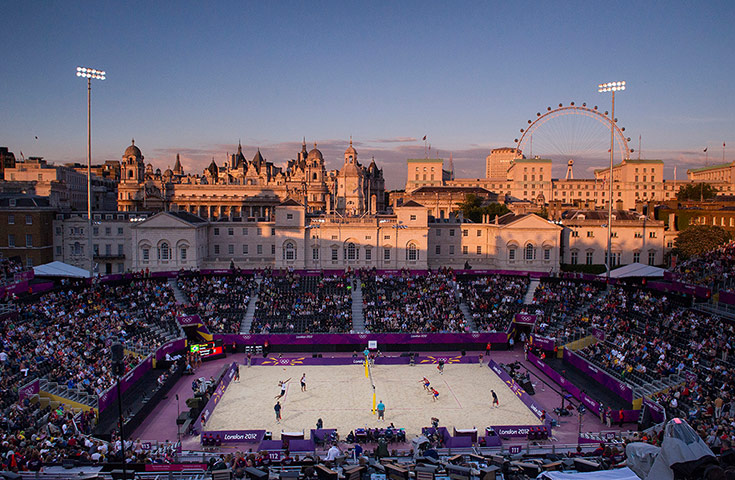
[{"x1": 668, "y1": 213, "x2": 677, "y2": 231}]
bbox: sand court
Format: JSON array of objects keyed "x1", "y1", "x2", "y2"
[{"x1": 206, "y1": 362, "x2": 542, "y2": 437}]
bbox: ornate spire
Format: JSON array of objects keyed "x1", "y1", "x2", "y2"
[{"x1": 131, "y1": 138, "x2": 135, "y2": 145}]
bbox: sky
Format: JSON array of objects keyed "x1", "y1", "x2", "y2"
[{"x1": 2, "y1": 1, "x2": 734, "y2": 189}]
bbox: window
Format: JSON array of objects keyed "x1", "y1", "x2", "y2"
[
  {"x1": 449, "y1": 245, "x2": 455, "y2": 255},
  {"x1": 25, "y1": 234, "x2": 33, "y2": 247},
  {"x1": 181, "y1": 247, "x2": 188, "y2": 260},
  {"x1": 271, "y1": 245, "x2": 276, "y2": 255},
  {"x1": 634, "y1": 232, "x2": 643, "y2": 238},
  {"x1": 105, "y1": 244, "x2": 111, "y2": 255},
  {"x1": 228, "y1": 228, "x2": 234, "y2": 236},
  {"x1": 476, "y1": 230, "x2": 482, "y2": 237},
  {"x1": 159, "y1": 242, "x2": 170, "y2": 260},
  {"x1": 586, "y1": 251, "x2": 594, "y2": 265},
  {"x1": 118, "y1": 244, "x2": 124, "y2": 256},
  {"x1": 544, "y1": 248, "x2": 551, "y2": 261},
  {"x1": 312, "y1": 248, "x2": 319, "y2": 260},
  {"x1": 648, "y1": 251, "x2": 656, "y2": 265},
  {"x1": 142, "y1": 248, "x2": 150, "y2": 261},
  {"x1": 105, "y1": 227, "x2": 111, "y2": 235},
  {"x1": 346, "y1": 243, "x2": 358, "y2": 261},
  {"x1": 571, "y1": 230, "x2": 579, "y2": 238},
  {"x1": 570, "y1": 250, "x2": 578, "y2": 265},
  {"x1": 436, "y1": 245, "x2": 441, "y2": 255},
  {"x1": 8, "y1": 234, "x2": 15, "y2": 247},
  {"x1": 284, "y1": 242, "x2": 296, "y2": 261},
  {"x1": 25, "y1": 215, "x2": 32, "y2": 225},
  {"x1": 525, "y1": 244, "x2": 535, "y2": 261},
  {"x1": 56, "y1": 246, "x2": 62, "y2": 256},
  {"x1": 667, "y1": 241, "x2": 674, "y2": 248},
  {"x1": 7, "y1": 215, "x2": 14, "y2": 225},
  {"x1": 214, "y1": 227, "x2": 220, "y2": 236},
  {"x1": 271, "y1": 228, "x2": 276, "y2": 235},
  {"x1": 242, "y1": 245, "x2": 248, "y2": 255},
  {"x1": 242, "y1": 228, "x2": 248, "y2": 235},
  {"x1": 257, "y1": 228, "x2": 262, "y2": 236},
  {"x1": 332, "y1": 247, "x2": 339, "y2": 261},
  {"x1": 436, "y1": 230, "x2": 441, "y2": 236},
  {"x1": 462, "y1": 229, "x2": 468, "y2": 237},
  {"x1": 118, "y1": 227, "x2": 124, "y2": 235},
  {"x1": 55, "y1": 226, "x2": 61, "y2": 235},
  {"x1": 477, "y1": 246, "x2": 482, "y2": 254},
  {"x1": 257, "y1": 244, "x2": 263, "y2": 255},
  {"x1": 407, "y1": 243, "x2": 418, "y2": 261},
  {"x1": 365, "y1": 248, "x2": 372, "y2": 260},
  {"x1": 463, "y1": 245, "x2": 469, "y2": 255},
  {"x1": 228, "y1": 244, "x2": 235, "y2": 255},
  {"x1": 214, "y1": 245, "x2": 220, "y2": 255},
  {"x1": 649, "y1": 232, "x2": 657, "y2": 238},
  {"x1": 508, "y1": 248, "x2": 516, "y2": 261},
  {"x1": 93, "y1": 244, "x2": 99, "y2": 255},
  {"x1": 286, "y1": 213, "x2": 293, "y2": 220},
  {"x1": 410, "y1": 215, "x2": 417, "y2": 221},
  {"x1": 117, "y1": 263, "x2": 124, "y2": 273},
  {"x1": 633, "y1": 252, "x2": 640, "y2": 263},
  {"x1": 449, "y1": 229, "x2": 455, "y2": 237},
  {"x1": 587, "y1": 231, "x2": 595, "y2": 238},
  {"x1": 93, "y1": 226, "x2": 99, "y2": 236},
  {"x1": 384, "y1": 248, "x2": 391, "y2": 260}
]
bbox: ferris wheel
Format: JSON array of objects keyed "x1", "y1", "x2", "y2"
[{"x1": 513, "y1": 102, "x2": 633, "y2": 171}]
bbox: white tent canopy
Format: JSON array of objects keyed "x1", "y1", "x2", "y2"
[
  {"x1": 598, "y1": 262, "x2": 666, "y2": 279},
  {"x1": 540, "y1": 467, "x2": 640, "y2": 480},
  {"x1": 33, "y1": 261, "x2": 90, "y2": 278}
]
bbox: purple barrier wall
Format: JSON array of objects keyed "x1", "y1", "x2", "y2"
[
  {"x1": 720, "y1": 291, "x2": 735, "y2": 306},
  {"x1": 588, "y1": 327, "x2": 606, "y2": 342},
  {"x1": 18, "y1": 379, "x2": 39, "y2": 403},
  {"x1": 254, "y1": 354, "x2": 478, "y2": 367},
  {"x1": 527, "y1": 353, "x2": 640, "y2": 422},
  {"x1": 563, "y1": 349, "x2": 634, "y2": 403},
  {"x1": 217, "y1": 332, "x2": 508, "y2": 346},
  {"x1": 647, "y1": 280, "x2": 711, "y2": 299},
  {"x1": 487, "y1": 360, "x2": 545, "y2": 420},
  {"x1": 529, "y1": 335, "x2": 556, "y2": 351},
  {"x1": 155, "y1": 339, "x2": 187, "y2": 362},
  {"x1": 14, "y1": 270, "x2": 34, "y2": 282},
  {"x1": 202, "y1": 429, "x2": 265, "y2": 444},
  {"x1": 32, "y1": 282, "x2": 55, "y2": 294},
  {"x1": 176, "y1": 315, "x2": 202, "y2": 327},
  {"x1": 0, "y1": 280, "x2": 29, "y2": 297},
  {"x1": 98, "y1": 355, "x2": 154, "y2": 412},
  {"x1": 642, "y1": 397, "x2": 665, "y2": 424},
  {"x1": 197, "y1": 362, "x2": 238, "y2": 433},
  {"x1": 514, "y1": 314, "x2": 537, "y2": 325}
]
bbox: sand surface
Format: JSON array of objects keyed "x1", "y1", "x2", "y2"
[{"x1": 206, "y1": 362, "x2": 542, "y2": 437}]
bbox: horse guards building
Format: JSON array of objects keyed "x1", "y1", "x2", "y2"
[{"x1": 6, "y1": 138, "x2": 735, "y2": 274}]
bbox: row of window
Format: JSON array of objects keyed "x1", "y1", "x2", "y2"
[
  {"x1": 213, "y1": 227, "x2": 272, "y2": 236},
  {"x1": 141, "y1": 243, "x2": 187, "y2": 262},
  {"x1": 571, "y1": 230, "x2": 657, "y2": 238},
  {"x1": 7, "y1": 234, "x2": 33, "y2": 247},
  {"x1": 7, "y1": 215, "x2": 33, "y2": 225},
  {"x1": 569, "y1": 251, "x2": 657, "y2": 265}
]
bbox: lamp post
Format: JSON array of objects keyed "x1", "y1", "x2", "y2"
[
  {"x1": 597, "y1": 81, "x2": 625, "y2": 280},
  {"x1": 76, "y1": 66, "x2": 106, "y2": 278}
]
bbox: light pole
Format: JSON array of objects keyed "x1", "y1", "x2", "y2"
[
  {"x1": 76, "y1": 66, "x2": 106, "y2": 278},
  {"x1": 597, "y1": 81, "x2": 625, "y2": 280}
]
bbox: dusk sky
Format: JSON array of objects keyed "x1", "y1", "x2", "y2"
[{"x1": 2, "y1": 1, "x2": 734, "y2": 188}]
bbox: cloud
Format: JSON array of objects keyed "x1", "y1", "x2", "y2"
[{"x1": 369, "y1": 137, "x2": 417, "y2": 143}]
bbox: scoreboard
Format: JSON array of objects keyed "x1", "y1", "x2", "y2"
[{"x1": 190, "y1": 340, "x2": 224, "y2": 359}]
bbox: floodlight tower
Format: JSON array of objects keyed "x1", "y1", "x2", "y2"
[
  {"x1": 597, "y1": 81, "x2": 626, "y2": 280},
  {"x1": 76, "y1": 66, "x2": 106, "y2": 277}
]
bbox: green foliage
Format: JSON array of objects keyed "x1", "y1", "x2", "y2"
[
  {"x1": 538, "y1": 207, "x2": 549, "y2": 220},
  {"x1": 677, "y1": 183, "x2": 718, "y2": 201},
  {"x1": 457, "y1": 194, "x2": 509, "y2": 223},
  {"x1": 672, "y1": 225, "x2": 731, "y2": 259}
]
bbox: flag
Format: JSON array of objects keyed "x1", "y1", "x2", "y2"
[
  {"x1": 704, "y1": 147, "x2": 708, "y2": 153},
  {"x1": 422, "y1": 135, "x2": 427, "y2": 141}
]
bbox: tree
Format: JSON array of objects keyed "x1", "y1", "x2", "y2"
[
  {"x1": 457, "y1": 194, "x2": 509, "y2": 223},
  {"x1": 672, "y1": 225, "x2": 731, "y2": 259},
  {"x1": 677, "y1": 182, "x2": 718, "y2": 201}
]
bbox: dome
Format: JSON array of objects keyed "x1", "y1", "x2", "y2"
[
  {"x1": 123, "y1": 139, "x2": 142, "y2": 159},
  {"x1": 345, "y1": 139, "x2": 357, "y2": 156},
  {"x1": 164, "y1": 168, "x2": 173, "y2": 177},
  {"x1": 307, "y1": 143, "x2": 323, "y2": 161}
]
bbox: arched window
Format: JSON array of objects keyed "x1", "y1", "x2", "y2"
[
  {"x1": 407, "y1": 243, "x2": 418, "y2": 261},
  {"x1": 525, "y1": 243, "x2": 535, "y2": 261},
  {"x1": 158, "y1": 242, "x2": 170, "y2": 261},
  {"x1": 283, "y1": 241, "x2": 296, "y2": 261},
  {"x1": 345, "y1": 242, "x2": 358, "y2": 260}
]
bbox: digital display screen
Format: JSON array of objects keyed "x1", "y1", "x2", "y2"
[{"x1": 190, "y1": 340, "x2": 224, "y2": 358}]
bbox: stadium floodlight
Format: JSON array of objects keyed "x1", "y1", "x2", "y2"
[
  {"x1": 76, "y1": 66, "x2": 106, "y2": 277},
  {"x1": 597, "y1": 80, "x2": 626, "y2": 281}
]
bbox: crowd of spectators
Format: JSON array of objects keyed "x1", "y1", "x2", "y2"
[
  {"x1": 178, "y1": 274, "x2": 257, "y2": 333},
  {"x1": 460, "y1": 274, "x2": 528, "y2": 332},
  {"x1": 0, "y1": 257, "x2": 27, "y2": 287},
  {"x1": 361, "y1": 269, "x2": 466, "y2": 333},
  {"x1": 672, "y1": 240, "x2": 735, "y2": 290},
  {"x1": 251, "y1": 271, "x2": 352, "y2": 333}
]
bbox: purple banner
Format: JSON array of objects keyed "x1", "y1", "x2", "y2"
[
  {"x1": 18, "y1": 379, "x2": 39, "y2": 403},
  {"x1": 563, "y1": 349, "x2": 633, "y2": 403},
  {"x1": 490, "y1": 425, "x2": 545, "y2": 438},
  {"x1": 197, "y1": 362, "x2": 238, "y2": 433},
  {"x1": 254, "y1": 354, "x2": 477, "y2": 367},
  {"x1": 201, "y1": 429, "x2": 265, "y2": 444},
  {"x1": 14, "y1": 270, "x2": 34, "y2": 282},
  {"x1": 647, "y1": 281, "x2": 711, "y2": 299},
  {"x1": 642, "y1": 397, "x2": 665, "y2": 424},
  {"x1": 487, "y1": 360, "x2": 545, "y2": 420},
  {"x1": 176, "y1": 315, "x2": 202, "y2": 327},
  {"x1": 720, "y1": 291, "x2": 735, "y2": 306},
  {"x1": 589, "y1": 327, "x2": 606, "y2": 342},
  {"x1": 217, "y1": 332, "x2": 508, "y2": 346},
  {"x1": 0, "y1": 280, "x2": 29, "y2": 297},
  {"x1": 155, "y1": 339, "x2": 187, "y2": 362},
  {"x1": 529, "y1": 335, "x2": 556, "y2": 351},
  {"x1": 514, "y1": 314, "x2": 537, "y2": 325},
  {"x1": 98, "y1": 355, "x2": 153, "y2": 413}
]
